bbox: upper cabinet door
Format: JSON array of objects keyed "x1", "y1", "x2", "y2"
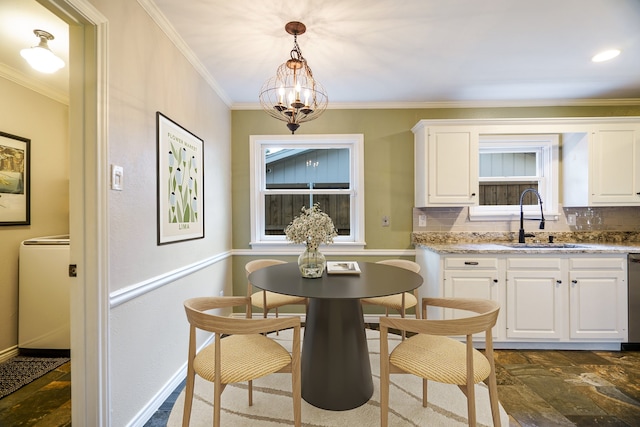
[
  {"x1": 414, "y1": 125, "x2": 479, "y2": 206},
  {"x1": 590, "y1": 127, "x2": 640, "y2": 205}
]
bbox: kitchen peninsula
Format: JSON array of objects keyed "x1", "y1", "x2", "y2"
[{"x1": 413, "y1": 232, "x2": 640, "y2": 350}]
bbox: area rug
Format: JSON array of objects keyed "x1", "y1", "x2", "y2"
[
  {"x1": 0, "y1": 356, "x2": 69, "y2": 399},
  {"x1": 167, "y1": 329, "x2": 508, "y2": 426}
]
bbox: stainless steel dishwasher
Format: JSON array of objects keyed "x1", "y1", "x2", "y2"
[{"x1": 625, "y1": 253, "x2": 640, "y2": 350}]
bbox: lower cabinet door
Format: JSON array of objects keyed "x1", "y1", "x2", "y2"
[
  {"x1": 569, "y1": 270, "x2": 627, "y2": 340},
  {"x1": 506, "y1": 270, "x2": 564, "y2": 339},
  {"x1": 443, "y1": 269, "x2": 501, "y2": 339}
]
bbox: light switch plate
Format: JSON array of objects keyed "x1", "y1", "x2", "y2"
[{"x1": 111, "y1": 165, "x2": 123, "y2": 191}]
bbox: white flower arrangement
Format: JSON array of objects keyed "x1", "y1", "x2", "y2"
[{"x1": 285, "y1": 203, "x2": 338, "y2": 251}]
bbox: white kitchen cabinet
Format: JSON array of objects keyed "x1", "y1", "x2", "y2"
[
  {"x1": 413, "y1": 122, "x2": 479, "y2": 206},
  {"x1": 416, "y1": 251, "x2": 505, "y2": 332},
  {"x1": 563, "y1": 123, "x2": 640, "y2": 206},
  {"x1": 442, "y1": 257, "x2": 505, "y2": 339},
  {"x1": 413, "y1": 117, "x2": 640, "y2": 208},
  {"x1": 506, "y1": 257, "x2": 565, "y2": 340},
  {"x1": 568, "y1": 257, "x2": 628, "y2": 340},
  {"x1": 416, "y1": 247, "x2": 629, "y2": 348}
]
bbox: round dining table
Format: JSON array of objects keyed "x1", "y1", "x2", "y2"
[{"x1": 248, "y1": 261, "x2": 423, "y2": 410}]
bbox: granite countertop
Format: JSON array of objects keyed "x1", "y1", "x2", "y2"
[{"x1": 412, "y1": 231, "x2": 640, "y2": 255}]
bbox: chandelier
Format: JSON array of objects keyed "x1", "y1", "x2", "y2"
[{"x1": 259, "y1": 22, "x2": 328, "y2": 134}]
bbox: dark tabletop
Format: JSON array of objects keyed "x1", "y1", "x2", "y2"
[{"x1": 248, "y1": 261, "x2": 423, "y2": 299}]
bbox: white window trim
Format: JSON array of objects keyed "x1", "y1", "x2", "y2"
[
  {"x1": 470, "y1": 134, "x2": 560, "y2": 221},
  {"x1": 249, "y1": 134, "x2": 365, "y2": 251}
]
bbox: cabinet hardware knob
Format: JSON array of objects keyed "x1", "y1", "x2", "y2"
[
  {"x1": 493, "y1": 279, "x2": 498, "y2": 283},
  {"x1": 471, "y1": 193, "x2": 476, "y2": 197},
  {"x1": 572, "y1": 280, "x2": 578, "y2": 284},
  {"x1": 464, "y1": 261, "x2": 479, "y2": 265},
  {"x1": 556, "y1": 280, "x2": 562, "y2": 284}
]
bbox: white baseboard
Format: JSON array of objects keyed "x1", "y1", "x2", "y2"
[
  {"x1": 0, "y1": 346, "x2": 19, "y2": 363},
  {"x1": 129, "y1": 334, "x2": 215, "y2": 427}
]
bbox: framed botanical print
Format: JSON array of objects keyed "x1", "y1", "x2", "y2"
[{"x1": 156, "y1": 112, "x2": 204, "y2": 244}]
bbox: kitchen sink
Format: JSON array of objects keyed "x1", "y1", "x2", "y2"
[{"x1": 499, "y1": 243, "x2": 587, "y2": 249}]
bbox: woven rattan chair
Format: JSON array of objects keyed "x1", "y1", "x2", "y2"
[
  {"x1": 380, "y1": 297, "x2": 501, "y2": 427},
  {"x1": 361, "y1": 259, "x2": 421, "y2": 339},
  {"x1": 182, "y1": 296, "x2": 301, "y2": 427},
  {"x1": 245, "y1": 259, "x2": 307, "y2": 320}
]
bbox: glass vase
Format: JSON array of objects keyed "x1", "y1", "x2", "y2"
[{"x1": 298, "y1": 248, "x2": 326, "y2": 278}]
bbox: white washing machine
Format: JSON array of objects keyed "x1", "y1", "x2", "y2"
[{"x1": 18, "y1": 235, "x2": 70, "y2": 350}]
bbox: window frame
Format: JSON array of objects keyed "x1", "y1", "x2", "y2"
[
  {"x1": 470, "y1": 134, "x2": 559, "y2": 221},
  {"x1": 249, "y1": 134, "x2": 365, "y2": 251}
]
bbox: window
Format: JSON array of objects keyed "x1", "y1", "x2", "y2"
[
  {"x1": 470, "y1": 134, "x2": 559, "y2": 220},
  {"x1": 250, "y1": 134, "x2": 365, "y2": 250}
]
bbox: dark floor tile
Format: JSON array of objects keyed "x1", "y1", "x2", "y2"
[
  {"x1": 0, "y1": 365, "x2": 70, "y2": 412},
  {"x1": 143, "y1": 411, "x2": 173, "y2": 427},
  {"x1": 502, "y1": 364, "x2": 557, "y2": 378},
  {"x1": 515, "y1": 372, "x2": 608, "y2": 417},
  {"x1": 570, "y1": 384, "x2": 640, "y2": 426},
  {"x1": 32, "y1": 400, "x2": 72, "y2": 427},
  {"x1": 0, "y1": 380, "x2": 71, "y2": 427},
  {"x1": 497, "y1": 385, "x2": 574, "y2": 427},
  {"x1": 565, "y1": 415, "x2": 631, "y2": 426},
  {"x1": 494, "y1": 349, "x2": 533, "y2": 365},
  {"x1": 558, "y1": 350, "x2": 617, "y2": 365},
  {"x1": 495, "y1": 363, "x2": 524, "y2": 386},
  {"x1": 522, "y1": 350, "x2": 578, "y2": 368}
]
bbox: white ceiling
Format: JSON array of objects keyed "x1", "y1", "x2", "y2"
[{"x1": 3, "y1": 0, "x2": 640, "y2": 108}]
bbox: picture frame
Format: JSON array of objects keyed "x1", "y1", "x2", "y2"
[
  {"x1": 156, "y1": 112, "x2": 204, "y2": 244},
  {"x1": 0, "y1": 131, "x2": 30, "y2": 225}
]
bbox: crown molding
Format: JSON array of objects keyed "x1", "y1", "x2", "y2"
[
  {"x1": 232, "y1": 98, "x2": 640, "y2": 111},
  {"x1": 0, "y1": 63, "x2": 69, "y2": 105},
  {"x1": 136, "y1": 0, "x2": 232, "y2": 107}
]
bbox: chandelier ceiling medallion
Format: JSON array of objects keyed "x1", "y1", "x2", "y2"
[{"x1": 259, "y1": 21, "x2": 328, "y2": 134}]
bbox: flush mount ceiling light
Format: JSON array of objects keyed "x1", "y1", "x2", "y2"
[
  {"x1": 591, "y1": 49, "x2": 621, "y2": 63},
  {"x1": 20, "y1": 29, "x2": 65, "y2": 74},
  {"x1": 259, "y1": 21, "x2": 328, "y2": 134}
]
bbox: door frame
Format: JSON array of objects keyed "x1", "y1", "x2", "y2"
[{"x1": 38, "y1": 0, "x2": 109, "y2": 424}]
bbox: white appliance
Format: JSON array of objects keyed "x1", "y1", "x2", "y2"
[{"x1": 18, "y1": 235, "x2": 70, "y2": 350}]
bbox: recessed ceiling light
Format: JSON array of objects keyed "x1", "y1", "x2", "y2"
[{"x1": 592, "y1": 49, "x2": 621, "y2": 63}]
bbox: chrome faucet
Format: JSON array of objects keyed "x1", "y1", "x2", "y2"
[{"x1": 518, "y1": 188, "x2": 545, "y2": 243}]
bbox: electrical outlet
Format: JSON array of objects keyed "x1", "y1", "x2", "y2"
[
  {"x1": 382, "y1": 215, "x2": 390, "y2": 227},
  {"x1": 567, "y1": 214, "x2": 576, "y2": 225},
  {"x1": 418, "y1": 214, "x2": 427, "y2": 227}
]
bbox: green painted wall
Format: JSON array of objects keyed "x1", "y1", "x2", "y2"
[{"x1": 232, "y1": 105, "x2": 640, "y2": 250}]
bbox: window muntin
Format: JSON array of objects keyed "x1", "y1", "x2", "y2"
[
  {"x1": 250, "y1": 135, "x2": 364, "y2": 249},
  {"x1": 470, "y1": 135, "x2": 559, "y2": 220}
]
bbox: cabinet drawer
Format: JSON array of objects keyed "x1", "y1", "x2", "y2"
[
  {"x1": 506, "y1": 257, "x2": 562, "y2": 270},
  {"x1": 445, "y1": 257, "x2": 498, "y2": 269},
  {"x1": 569, "y1": 257, "x2": 626, "y2": 270}
]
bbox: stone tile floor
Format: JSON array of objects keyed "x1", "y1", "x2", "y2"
[{"x1": 2, "y1": 348, "x2": 639, "y2": 426}]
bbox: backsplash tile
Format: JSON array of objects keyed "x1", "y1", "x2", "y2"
[{"x1": 413, "y1": 206, "x2": 640, "y2": 233}]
